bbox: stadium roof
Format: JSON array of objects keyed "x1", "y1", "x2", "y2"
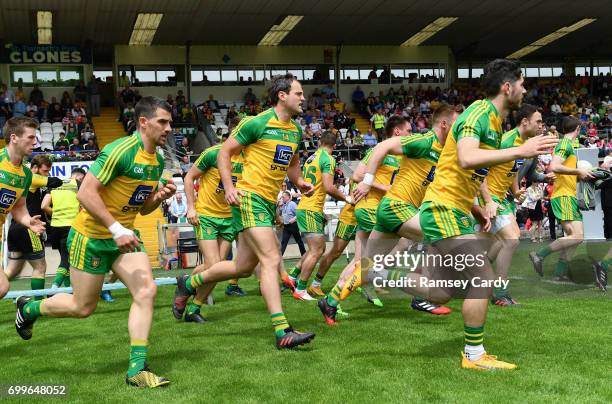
[{"x1": 0, "y1": 0, "x2": 610, "y2": 60}]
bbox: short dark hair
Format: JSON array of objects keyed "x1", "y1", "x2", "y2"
[
  {"x1": 432, "y1": 103, "x2": 456, "y2": 125},
  {"x1": 561, "y1": 116, "x2": 580, "y2": 134},
  {"x1": 320, "y1": 131, "x2": 337, "y2": 147},
  {"x1": 268, "y1": 74, "x2": 297, "y2": 105},
  {"x1": 30, "y1": 154, "x2": 52, "y2": 169},
  {"x1": 482, "y1": 59, "x2": 522, "y2": 97},
  {"x1": 515, "y1": 103, "x2": 539, "y2": 125},
  {"x1": 72, "y1": 167, "x2": 86, "y2": 176},
  {"x1": 134, "y1": 96, "x2": 172, "y2": 126},
  {"x1": 385, "y1": 115, "x2": 408, "y2": 138},
  {"x1": 3, "y1": 116, "x2": 38, "y2": 143}
]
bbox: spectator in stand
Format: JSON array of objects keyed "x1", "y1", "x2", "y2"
[
  {"x1": 363, "y1": 130, "x2": 377, "y2": 147},
  {"x1": 69, "y1": 137, "x2": 82, "y2": 152},
  {"x1": 60, "y1": 91, "x2": 73, "y2": 111},
  {"x1": 180, "y1": 155, "x2": 193, "y2": 176},
  {"x1": 352, "y1": 86, "x2": 365, "y2": 110},
  {"x1": 244, "y1": 88, "x2": 257, "y2": 104},
  {"x1": 168, "y1": 193, "x2": 187, "y2": 224},
  {"x1": 368, "y1": 66, "x2": 378, "y2": 80},
  {"x1": 87, "y1": 75, "x2": 100, "y2": 116},
  {"x1": 83, "y1": 138, "x2": 98, "y2": 152},
  {"x1": 62, "y1": 111, "x2": 72, "y2": 128},
  {"x1": 29, "y1": 84, "x2": 44, "y2": 106},
  {"x1": 73, "y1": 80, "x2": 88, "y2": 103},
  {"x1": 237, "y1": 105, "x2": 248, "y2": 119},
  {"x1": 0, "y1": 102, "x2": 9, "y2": 135},
  {"x1": 65, "y1": 123, "x2": 78, "y2": 142},
  {"x1": 309, "y1": 120, "x2": 322, "y2": 136},
  {"x1": 81, "y1": 124, "x2": 95, "y2": 143},
  {"x1": 26, "y1": 101, "x2": 38, "y2": 116},
  {"x1": 37, "y1": 101, "x2": 49, "y2": 123},
  {"x1": 321, "y1": 82, "x2": 335, "y2": 98},
  {"x1": 2, "y1": 83, "x2": 15, "y2": 112},
  {"x1": 15, "y1": 85, "x2": 25, "y2": 103},
  {"x1": 206, "y1": 94, "x2": 219, "y2": 112},
  {"x1": 123, "y1": 102, "x2": 135, "y2": 130},
  {"x1": 13, "y1": 95, "x2": 26, "y2": 117},
  {"x1": 225, "y1": 105, "x2": 237, "y2": 124},
  {"x1": 551, "y1": 100, "x2": 562, "y2": 114},
  {"x1": 118, "y1": 85, "x2": 135, "y2": 121},
  {"x1": 176, "y1": 90, "x2": 186, "y2": 106},
  {"x1": 55, "y1": 132, "x2": 70, "y2": 151},
  {"x1": 177, "y1": 136, "x2": 192, "y2": 157}
]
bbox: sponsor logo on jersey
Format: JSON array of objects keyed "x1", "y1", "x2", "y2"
[
  {"x1": 0, "y1": 188, "x2": 17, "y2": 209},
  {"x1": 273, "y1": 145, "x2": 293, "y2": 165},
  {"x1": 128, "y1": 185, "x2": 154, "y2": 206}
]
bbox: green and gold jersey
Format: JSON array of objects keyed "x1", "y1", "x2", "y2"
[
  {"x1": 552, "y1": 137, "x2": 577, "y2": 198},
  {"x1": 486, "y1": 128, "x2": 525, "y2": 200},
  {"x1": 72, "y1": 131, "x2": 164, "y2": 238},
  {"x1": 297, "y1": 148, "x2": 335, "y2": 212},
  {"x1": 355, "y1": 148, "x2": 400, "y2": 211},
  {"x1": 50, "y1": 178, "x2": 80, "y2": 227},
  {"x1": 386, "y1": 131, "x2": 442, "y2": 207},
  {"x1": 338, "y1": 180, "x2": 357, "y2": 225},
  {"x1": 194, "y1": 144, "x2": 244, "y2": 218},
  {"x1": 423, "y1": 99, "x2": 503, "y2": 213},
  {"x1": 232, "y1": 108, "x2": 302, "y2": 203},
  {"x1": 0, "y1": 148, "x2": 32, "y2": 226}
]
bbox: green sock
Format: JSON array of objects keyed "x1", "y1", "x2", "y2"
[
  {"x1": 386, "y1": 270, "x2": 405, "y2": 281},
  {"x1": 288, "y1": 266, "x2": 301, "y2": 279},
  {"x1": 296, "y1": 279, "x2": 307, "y2": 291},
  {"x1": 600, "y1": 258, "x2": 612, "y2": 272},
  {"x1": 271, "y1": 312, "x2": 289, "y2": 337},
  {"x1": 464, "y1": 325, "x2": 484, "y2": 346},
  {"x1": 186, "y1": 298, "x2": 203, "y2": 315},
  {"x1": 493, "y1": 284, "x2": 509, "y2": 299},
  {"x1": 127, "y1": 340, "x2": 147, "y2": 377},
  {"x1": 64, "y1": 275, "x2": 70, "y2": 287},
  {"x1": 31, "y1": 278, "x2": 45, "y2": 300},
  {"x1": 186, "y1": 273, "x2": 204, "y2": 294},
  {"x1": 327, "y1": 285, "x2": 342, "y2": 307},
  {"x1": 314, "y1": 273, "x2": 324, "y2": 282},
  {"x1": 537, "y1": 245, "x2": 553, "y2": 259},
  {"x1": 554, "y1": 259, "x2": 569, "y2": 277},
  {"x1": 53, "y1": 267, "x2": 67, "y2": 287},
  {"x1": 23, "y1": 300, "x2": 43, "y2": 320}
]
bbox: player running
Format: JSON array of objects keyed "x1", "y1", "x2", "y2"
[
  {"x1": 320, "y1": 106, "x2": 458, "y2": 324},
  {"x1": 172, "y1": 136, "x2": 245, "y2": 323},
  {"x1": 290, "y1": 131, "x2": 351, "y2": 301},
  {"x1": 174, "y1": 74, "x2": 316, "y2": 349},
  {"x1": 15, "y1": 97, "x2": 177, "y2": 388},
  {"x1": 306, "y1": 179, "x2": 357, "y2": 297},
  {"x1": 5, "y1": 154, "x2": 62, "y2": 298},
  {"x1": 478, "y1": 104, "x2": 553, "y2": 305},
  {"x1": 529, "y1": 116, "x2": 594, "y2": 281},
  {"x1": 0, "y1": 117, "x2": 46, "y2": 299},
  {"x1": 416, "y1": 59, "x2": 557, "y2": 370}
]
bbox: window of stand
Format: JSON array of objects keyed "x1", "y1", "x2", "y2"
[{"x1": 9, "y1": 66, "x2": 84, "y2": 87}]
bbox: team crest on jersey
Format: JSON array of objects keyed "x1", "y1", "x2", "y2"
[
  {"x1": 206, "y1": 228, "x2": 212, "y2": 235},
  {"x1": 91, "y1": 257, "x2": 101, "y2": 268},
  {"x1": 273, "y1": 145, "x2": 293, "y2": 165},
  {"x1": 460, "y1": 216, "x2": 470, "y2": 227},
  {"x1": 0, "y1": 188, "x2": 17, "y2": 209},
  {"x1": 258, "y1": 213, "x2": 265, "y2": 221}
]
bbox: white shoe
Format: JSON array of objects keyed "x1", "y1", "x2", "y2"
[{"x1": 292, "y1": 289, "x2": 316, "y2": 301}]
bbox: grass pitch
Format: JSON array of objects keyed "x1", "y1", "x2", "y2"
[{"x1": 0, "y1": 241, "x2": 610, "y2": 403}]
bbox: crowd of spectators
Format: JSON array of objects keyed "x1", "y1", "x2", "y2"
[{"x1": 0, "y1": 80, "x2": 100, "y2": 159}]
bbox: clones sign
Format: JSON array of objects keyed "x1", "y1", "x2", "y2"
[{"x1": 2, "y1": 44, "x2": 92, "y2": 64}]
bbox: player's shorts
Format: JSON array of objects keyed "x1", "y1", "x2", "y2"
[
  {"x1": 231, "y1": 190, "x2": 276, "y2": 233},
  {"x1": 419, "y1": 201, "x2": 476, "y2": 242},
  {"x1": 551, "y1": 196, "x2": 582, "y2": 222},
  {"x1": 7, "y1": 223, "x2": 45, "y2": 261},
  {"x1": 296, "y1": 209, "x2": 325, "y2": 234},
  {"x1": 49, "y1": 226, "x2": 71, "y2": 250},
  {"x1": 373, "y1": 197, "x2": 418, "y2": 234},
  {"x1": 67, "y1": 228, "x2": 144, "y2": 275},
  {"x1": 335, "y1": 220, "x2": 356, "y2": 241},
  {"x1": 355, "y1": 207, "x2": 377, "y2": 233},
  {"x1": 477, "y1": 194, "x2": 515, "y2": 216},
  {"x1": 195, "y1": 215, "x2": 235, "y2": 242}
]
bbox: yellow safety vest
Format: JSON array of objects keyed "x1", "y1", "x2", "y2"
[{"x1": 50, "y1": 178, "x2": 80, "y2": 227}]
